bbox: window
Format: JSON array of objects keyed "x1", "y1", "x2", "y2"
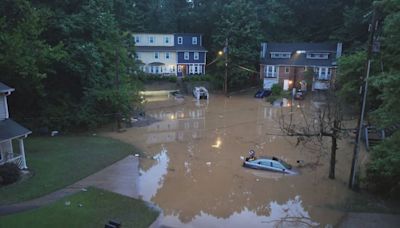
[
  {"x1": 265, "y1": 65, "x2": 277, "y2": 78},
  {"x1": 154, "y1": 52, "x2": 159, "y2": 59},
  {"x1": 178, "y1": 65, "x2": 182, "y2": 72},
  {"x1": 271, "y1": 52, "x2": 291, "y2": 59},
  {"x1": 192, "y1": 37, "x2": 198, "y2": 45},
  {"x1": 164, "y1": 37, "x2": 170, "y2": 44},
  {"x1": 317, "y1": 67, "x2": 331, "y2": 80},
  {"x1": 134, "y1": 36, "x2": 140, "y2": 43},
  {"x1": 149, "y1": 36, "x2": 155, "y2": 44},
  {"x1": 184, "y1": 52, "x2": 189, "y2": 60},
  {"x1": 285, "y1": 67, "x2": 290, "y2": 73},
  {"x1": 165, "y1": 52, "x2": 170, "y2": 59},
  {"x1": 194, "y1": 52, "x2": 199, "y2": 60},
  {"x1": 136, "y1": 53, "x2": 140, "y2": 59},
  {"x1": 178, "y1": 37, "x2": 183, "y2": 44},
  {"x1": 307, "y1": 53, "x2": 329, "y2": 59}
]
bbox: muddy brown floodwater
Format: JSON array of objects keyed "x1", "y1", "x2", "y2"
[{"x1": 104, "y1": 92, "x2": 360, "y2": 228}]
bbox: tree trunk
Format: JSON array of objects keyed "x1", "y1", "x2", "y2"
[{"x1": 329, "y1": 120, "x2": 338, "y2": 179}]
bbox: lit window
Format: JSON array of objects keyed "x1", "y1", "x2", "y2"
[
  {"x1": 178, "y1": 37, "x2": 183, "y2": 44},
  {"x1": 194, "y1": 52, "x2": 199, "y2": 60},
  {"x1": 184, "y1": 52, "x2": 189, "y2": 60},
  {"x1": 192, "y1": 37, "x2": 198, "y2": 45}
]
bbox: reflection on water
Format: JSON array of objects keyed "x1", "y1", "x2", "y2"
[
  {"x1": 155, "y1": 196, "x2": 317, "y2": 228},
  {"x1": 106, "y1": 94, "x2": 353, "y2": 227},
  {"x1": 138, "y1": 147, "x2": 169, "y2": 201}
]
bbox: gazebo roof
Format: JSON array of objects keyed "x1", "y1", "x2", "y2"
[{"x1": 0, "y1": 119, "x2": 31, "y2": 143}]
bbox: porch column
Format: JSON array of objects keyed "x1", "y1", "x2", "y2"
[{"x1": 18, "y1": 138, "x2": 28, "y2": 169}]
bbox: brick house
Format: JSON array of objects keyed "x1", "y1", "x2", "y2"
[{"x1": 260, "y1": 42, "x2": 342, "y2": 91}]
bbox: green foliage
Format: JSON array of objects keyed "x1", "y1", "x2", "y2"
[
  {"x1": 366, "y1": 131, "x2": 400, "y2": 198},
  {"x1": 0, "y1": 163, "x2": 21, "y2": 186},
  {"x1": 336, "y1": 52, "x2": 366, "y2": 106},
  {"x1": 212, "y1": 0, "x2": 262, "y2": 90},
  {"x1": 271, "y1": 84, "x2": 283, "y2": 96}
]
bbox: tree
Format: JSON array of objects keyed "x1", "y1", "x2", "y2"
[
  {"x1": 279, "y1": 91, "x2": 344, "y2": 179},
  {"x1": 212, "y1": 0, "x2": 262, "y2": 91}
]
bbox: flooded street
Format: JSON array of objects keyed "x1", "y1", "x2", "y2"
[{"x1": 105, "y1": 92, "x2": 356, "y2": 227}]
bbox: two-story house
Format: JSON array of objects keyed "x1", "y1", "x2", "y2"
[
  {"x1": 0, "y1": 82, "x2": 31, "y2": 169},
  {"x1": 133, "y1": 33, "x2": 207, "y2": 77},
  {"x1": 260, "y1": 42, "x2": 342, "y2": 91}
]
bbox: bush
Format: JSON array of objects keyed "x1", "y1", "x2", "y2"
[
  {"x1": 271, "y1": 84, "x2": 283, "y2": 96},
  {"x1": 0, "y1": 163, "x2": 21, "y2": 186}
]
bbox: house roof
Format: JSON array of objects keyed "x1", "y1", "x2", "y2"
[
  {"x1": 135, "y1": 46, "x2": 207, "y2": 52},
  {"x1": 0, "y1": 119, "x2": 31, "y2": 143},
  {"x1": 261, "y1": 42, "x2": 339, "y2": 67},
  {"x1": 0, "y1": 82, "x2": 15, "y2": 93}
]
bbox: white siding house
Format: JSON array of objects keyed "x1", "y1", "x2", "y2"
[{"x1": 0, "y1": 82, "x2": 31, "y2": 169}]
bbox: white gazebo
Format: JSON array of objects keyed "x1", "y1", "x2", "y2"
[{"x1": 0, "y1": 82, "x2": 31, "y2": 169}]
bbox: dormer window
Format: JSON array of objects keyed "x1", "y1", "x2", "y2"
[
  {"x1": 192, "y1": 37, "x2": 198, "y2": 45},
  {"x1": 134, "y1": 36, "x2": 140, "y2": 43},
  {"x1": 307, "y1": 53, "x2": 329, "y2": 59},
  {"x1": 271, "y1": 52, "x2": 291, "y2": 59}
]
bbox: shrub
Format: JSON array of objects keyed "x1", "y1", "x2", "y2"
[
  {"x1": 271, "y1": 84, "x2": 283, "y2": 96},
  {"x1": 0, "y1": 163, "x2": 21, "y2": 186}
]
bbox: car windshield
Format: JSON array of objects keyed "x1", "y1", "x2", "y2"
[{"x1": 279, "y1": 159, "x2": 292, "y2": 169}]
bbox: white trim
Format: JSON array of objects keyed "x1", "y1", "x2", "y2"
[
  {"x1": 265, "y1": 65, "x2": 277, "y2": 78},
  {"x1": 164, "y1": 36, "x2": 170, "y2": 44},
  {"x1": 154, "y1": 52, "x2": 159, "y2": 59},
  {"x1": 19, "y1": 138, "x2": 27, "y2": 169},
  {"x1": 194, "y1": 52, "x2": 199, "y2": 60},
  {"x1": 184, "y1": 52, "x2": 189, "y2": 60},
  {"x1": 192, "y1": 37, "x2": 198, "y2": 45},
  {"x1": 178, "y1": 37, "x2": 183, "y2": 44}
]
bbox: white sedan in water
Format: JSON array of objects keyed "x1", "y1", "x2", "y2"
[
  {"x1": 192, "y1": 86, "x2": 209, "y2": 100},
  {"x1": 243, "y1": 156, "x2": 298, "y2": 175}
]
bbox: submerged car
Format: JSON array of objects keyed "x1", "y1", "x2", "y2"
[
  {"x1": 254, "y1": 89, "x2": 272, "y2": 98},
  {"x1": 294, "y1": 90, "x2": 305, "y2": 100},
  {"x1": 193, "y1": 86, "x2": 209, "y2": 99},
  {"x1": 243, "y1": 156, "x2": 297, "y2": 174}
]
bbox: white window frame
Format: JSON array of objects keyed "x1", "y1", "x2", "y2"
[
  {"x1": 184, "y1": 52, "x2": 189, "y2": 60},
  {"x1": 307, "y1": 53, "x2": 329, "y2": 59},
  {"x1": 317, "y1": 67, "x2": 331, "y2": 80},
  {"x1": 192, "y1": 37, "x2": 198, "y2": 45},
  {"x1": 154, "y1": 52, "x2": 159, "y2": 59},
  {"x1": 149, "y1": 36, "x2": 155, "y2": 44},
  {"x1": 178, "y1": 65, "x2": 182, "y2": 73},
  {"x1": 271, "y1": 52, "x2": 291, "y2": 59},
  {"x1": 134, "y1": 36, "x2": 140, "y2": 43},
  {"x1": 178, "y1": 37, "x2": 183, "y2": 44},
  {"x1": 164, "y1": 36, "x2": 170, "y2": 44},
  {"x1": 194, "y1": 52, "x2": 199, "y2": 60},
  {"x1": 265, "y1": 65, "x2": 277, "y2": 78},
  {"x1": 165, "y1": 52, "x2": 170, "y2": 59}
]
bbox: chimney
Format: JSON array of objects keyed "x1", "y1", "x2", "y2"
[
  {"x1": 336, "y1": 42, "x2": 343, "y2": 59},
  {"x1": 261, "y1": 43, "x2": 268, "y2": 59}
]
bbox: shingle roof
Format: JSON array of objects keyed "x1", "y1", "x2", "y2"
[
  {"x1": 0, "y1": 119, "x2": 31, "y2": 142},
  {"x1": 0, "y1": 82, "x2": 15, "y2": 93},
  {"x1": 135, "y1": 46, "x2": 207, "y2": 52},
  {"x1": 261, "y1": 42, "x2": 339, "y2": 67}
]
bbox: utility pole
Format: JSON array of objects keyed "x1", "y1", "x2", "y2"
[
  {"x1": 115, "y1": 50, "x2": 122, "y2": 131},
  {"x1": 348, "y1": 5, "x2": 379, "y2": 189},
  {"x1": 224, "y1": 38, "x2": 229, "y2": 95}
]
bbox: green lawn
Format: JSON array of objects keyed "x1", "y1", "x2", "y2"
[
  {"x1": 0, "y1": 187, "x2": 159, "y2": 228},
  {"x1": 0, "y1": 136, "x2": 134, "y2": 205}
]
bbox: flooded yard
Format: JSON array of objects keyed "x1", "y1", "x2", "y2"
[{"x1": 105, "y1": 92, "x2": 357, "y2": 227}]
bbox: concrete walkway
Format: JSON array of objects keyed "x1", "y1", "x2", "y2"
[{"x1": 0, "y1": 155, "x2": 139, "y2": 216}]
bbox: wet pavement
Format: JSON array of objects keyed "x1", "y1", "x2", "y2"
[{"x1": 104, "y1": 92, "x2": 358, "y2": 227}]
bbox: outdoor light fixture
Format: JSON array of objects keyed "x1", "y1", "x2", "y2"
[
  {"x1": 296, "y1": 50, "x2": 306, "y2": 54},
  {"x1": 289, "y1": 80, "x2": 293, "y2": 84},
  {"x1": 218, "y1": 50, "x2": 224, "y2": 56}
]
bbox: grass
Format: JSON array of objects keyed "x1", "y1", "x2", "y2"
[
  {"x1": 0, "y1": 135, "x2": 134, "y2": 205},
  {"x1": 0, "y1": 187, "x2": 159, "y2": 228}
]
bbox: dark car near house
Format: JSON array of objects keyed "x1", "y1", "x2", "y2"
[{"x1": 254, "y1": 89, "x2": 272, "y2": 98}]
